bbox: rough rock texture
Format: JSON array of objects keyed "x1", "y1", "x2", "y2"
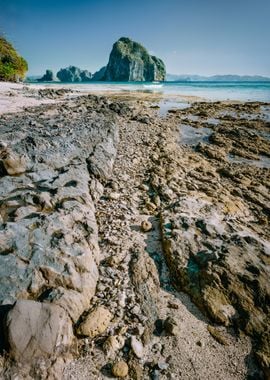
[
  {"x1": 37, "y1": 69, "x2": 55, "y2": 82},
  {"x1": 5, "y1": 300, "x2": 73, "y2": 378},
  {"x1": 102, "y1": 37, "x2": 166, "y2": 81},
  {"x1": 0, "y1": 86, "x2": 268, "y2": 379},
  {"x1": 0, "y1": 94, "x2": 119, "y2": 377},
  {"x1": 56, "y1": 66, "x2": 92, "y2": 82},
  {"x1": 64, "y1": 96, "x2": 263, "y2": 380},
  {"x1": 155, "y1": 101, "x2": 270, "y2": 377},
  {"x1": 77, "y1": 306, "x2": 113, "y2": 338}
]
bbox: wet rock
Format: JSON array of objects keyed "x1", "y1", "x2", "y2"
[
  {"x1": 77, "y1": 306, "x2": 113, "y2": 338},
  {"x1": 112, "y1": 360, "x2": 129, "y2": 378}
]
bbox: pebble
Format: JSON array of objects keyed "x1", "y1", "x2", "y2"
[
  {"x1": 139, "y1": 184, "x2": 149, "y2": 191},
  {"x1": 77, "y1": 306, "x2": 112, "y2": 338},
  {"x1": 130, "y1": 336, "x2": 144, "y2": 358},
  {"x1": 112, "y1": 360, "x2": 129, "y2": 378},
  {"x1": 109, "y1": 192, "x2": 120, "y2": 200},
  {"x1": 157, "y1": 361, "x2": 169, "y2": 370},
  {"x1": 146, "y1": 202, "x2": 157, "y2": 211},
  {"x1": 153, "y1": 195, "x2": 161, "y2": 207},
  {"x1": 141, "y1": 220, "x2": 152, "y2": 232}
]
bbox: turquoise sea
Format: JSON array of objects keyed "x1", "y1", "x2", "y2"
[{"x1": 31, "y1": 81, "x2": 270, "y2": 102}]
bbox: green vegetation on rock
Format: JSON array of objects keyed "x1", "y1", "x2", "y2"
[
  {"x1": 0, "y1": 36, "x2": 28, "y2": 81},
  {"x1": 103, "y1": 37, "x2": 166, "y2": 81}
]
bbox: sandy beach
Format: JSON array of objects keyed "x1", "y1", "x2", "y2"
[{"x1": 0, "y1": 82, "x2": 269, "y2": 379}]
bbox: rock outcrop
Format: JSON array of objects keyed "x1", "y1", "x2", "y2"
[
  {"x1": 56, "y1": 66, "x2": 92, "y2": 82},
  {"x1": 0, "y1": 36, "x2": 28, "y2": 81},
  {"x1": 92, "y1": 66, "x2": 107, "y2": 81},
  {"x1": 37, "y1": 69, "x2": 55, "y2": 82},
  {"x1": 0, "y1": 95, "x2": 119, "y2": 377},
  {"x1": 101, "y1": 37, "x2": 166, "y2": 81}
]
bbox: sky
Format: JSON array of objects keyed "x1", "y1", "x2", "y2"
[{"x1": 0, "y1": 0, "x2": 269, "y2": 76}]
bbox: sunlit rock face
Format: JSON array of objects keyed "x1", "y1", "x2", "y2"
[{"x1": 102, "y1": 37, "x2": 166, "y2": 82}]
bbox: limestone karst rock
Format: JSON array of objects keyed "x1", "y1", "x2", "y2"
[
  {"x1": 56, "y1": 65, "x2": 92, "y2": 82},
  {"x1": 100, "y1": 37, "x2": 166, "y2": 81},
  {"x1": 37, "y1": 69, "x2": 55, "y2": 82}
]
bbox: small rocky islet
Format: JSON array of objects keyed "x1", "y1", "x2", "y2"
[
  {"x1": 37, "y1": 37, "x2": 166, "y2": 83},
  {"x1": 0, "y1": 84, "x2": 269, "y2": 379}
]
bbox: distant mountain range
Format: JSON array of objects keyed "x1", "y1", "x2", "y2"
[{"x1": 166, "y1": 74, "x2": 270, "y2": 82}]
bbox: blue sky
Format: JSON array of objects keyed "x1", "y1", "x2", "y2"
[{"x1": 0, "y1": 0, "x2": 269, "y2": 76}]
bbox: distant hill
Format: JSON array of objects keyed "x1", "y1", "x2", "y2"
[
  {"x1": 97, "y1": 37, "x2": 166, "y2": 81},
  {"x1": 166, "y1": 74, "x2": 270, "y2": 82},
  {"x1": 0, "y1": 36, "x2": 28, "y2": 81}
]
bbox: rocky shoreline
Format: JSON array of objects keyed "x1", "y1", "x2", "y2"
[{"x1": 0, "y1": 85, "x2": 269, "y2": 379}]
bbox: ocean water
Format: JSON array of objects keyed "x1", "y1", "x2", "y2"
[{"x1": 31, "y1": 81, "x2": 270, "y2": 102}]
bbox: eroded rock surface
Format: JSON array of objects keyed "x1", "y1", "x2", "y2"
[
  {"x1": 101, "y1": 37, "x2": 166, "y2": 82},
  {"x1": 156, "y1": 101, "x2": 270, "y2": 376},
  {"x1": 0, "y1": 94, "x2": 120, "y2": 378}
]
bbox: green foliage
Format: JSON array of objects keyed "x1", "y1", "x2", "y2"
[{"x1": 0, "y1": 36, "x2": 28, "y2": 81}]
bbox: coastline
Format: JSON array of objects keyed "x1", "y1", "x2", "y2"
[{"x1": 0, "y1": 83, "x2": 269, "y2": 379}]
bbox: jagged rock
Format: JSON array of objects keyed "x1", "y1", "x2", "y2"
[
  {"x1": 5, "y1": 300, "x2": 73, "y2": 377},
  {"x1": 0, "y1": 95, "x2": 119, "y2": 377},
  {"x1": 102, "y1": 37, "x2": 166, "y2": 82},
  {"x1": 161, "y1": 193, "x2": 270, "y2": 369},
  {"x1": 56, "y1": 66, "x2": 92, "y2": 82},
  {"x1": 77, "y1": 306, "x2": 113, "y2": 338},
  {"x1": 37, "y1": 69, "x2": 55, "y2": 82},
  {"x1": 112, "y1": 361, "x2": 129, "y2": 378}
]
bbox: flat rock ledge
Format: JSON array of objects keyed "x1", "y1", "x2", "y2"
[{"x1": 0, "y1": 95, "x2": 120, "y2": 378}]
